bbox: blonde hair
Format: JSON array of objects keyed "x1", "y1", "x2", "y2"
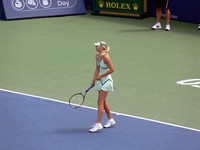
[{"x1": 101, "y1": 41, "x2": 110, "y2": 52}]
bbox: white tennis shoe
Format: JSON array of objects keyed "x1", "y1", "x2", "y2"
[
  {"x1": 151, "y1": 23, "x2": 162, "y2": 30},
  {"x1": 104, "y1": 118, "x2": 116, "y2": 128},
  {"x1": 165, "y1": 24, "x2": 171, "y2": 31},
  {"x1": 198, "y1": 24, "x2": 200, "y2": 30},
  {"x1": 89, "y1": 123, "x2": 103, "y2": 133}
]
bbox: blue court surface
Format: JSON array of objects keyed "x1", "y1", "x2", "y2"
[{"x1": 0, "y1": 89, "x2": 200, "y2": 150}]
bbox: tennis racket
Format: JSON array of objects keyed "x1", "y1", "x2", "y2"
[{"x1": 69, "y1": 83, "x2": 94, "y2": 108}]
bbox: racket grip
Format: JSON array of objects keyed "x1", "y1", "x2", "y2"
[{"x1": 85, "y1": 83, "x2": 94, "y2": 93}]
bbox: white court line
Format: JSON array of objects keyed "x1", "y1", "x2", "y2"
[{"x1": 1, "y1": 88, "x2": 200, "y2": 133}]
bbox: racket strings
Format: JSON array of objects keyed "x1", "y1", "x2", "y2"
[{"x1": 69, "y1": 94, "x2": 84, "y2": 108}]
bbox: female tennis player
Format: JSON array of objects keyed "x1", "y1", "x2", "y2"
[{"x1": 89, "y1": 41, "x2": 116, "y2": 133}]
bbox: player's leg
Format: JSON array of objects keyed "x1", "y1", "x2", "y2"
[
  {"x1": 164, "y1": 0, "x2": 171, "y2": 31},
  {"x1": 104, "y1": 100, "x2": 112, "y2": 120},
  {"x1": 89, "y1": 90, "x2": 107, "y2": 132},
  {"x1": 96, "y1": 90, "x2": 108, "y2": 123},
  {"x1": 152, "y1": 8, "x2": 162, "y2": 29},
  {"x1": 165, "y1": 8, "x2": 171, "y2": 31},
  {"x1": 103, "y1": 100, "x2": 116, "y2": 128}
]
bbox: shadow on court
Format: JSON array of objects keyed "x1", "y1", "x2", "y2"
[
  {"x1": 0, "y1": 89, "x2": 200, "y2": 150},
  {"x1": 49, "y1": 128, "x2": 89, "y2": 134}
]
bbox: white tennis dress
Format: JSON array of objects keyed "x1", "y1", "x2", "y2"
[{"x1": 95, "y1": 58, "x2": 114, "y2": 92}]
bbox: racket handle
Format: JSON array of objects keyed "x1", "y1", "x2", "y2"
[{"x1": 85, "y1": 83, "x2": 94, "y2": 93}]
